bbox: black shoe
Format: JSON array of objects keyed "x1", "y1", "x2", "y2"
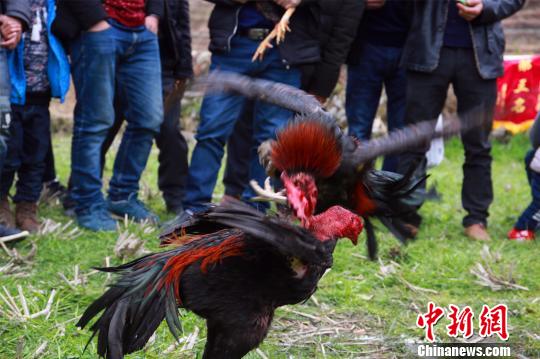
[
  {"x1": 166, "y1": 203, "x2": 184, "y2": 215},
  {"x1": 0, "y1": 224, "x2": 29, "y2": 244},
  {"x1": 62, "y1": 193, "x2": 77, "y2": 218},
  {"x1": 41, "y1": 179, "x2": 68, "y2": 202}
]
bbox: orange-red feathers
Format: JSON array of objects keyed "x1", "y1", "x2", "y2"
[
  {"x1": 352, "y1": 183, "x2": 377, "y2": 216},
  {"x1": 272, "y1": 121, "x2": 341, "y2": 178},
  {"x1": 157, "y1": 231, "x2": 244, "y2": 304}
]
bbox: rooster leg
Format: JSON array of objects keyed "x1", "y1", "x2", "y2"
[
  {"x1": 276, "y1": 8, "x2": 295, "y2": 44},
  {"x1": 252, "y1": 28, "x2": 277, "y2": 62},
  {"x1": 252, "y1": 7, "x2": 296, "y2": 62},
  {"x1": 250, "y1": 177, "x2": 287, "y2": 204}
]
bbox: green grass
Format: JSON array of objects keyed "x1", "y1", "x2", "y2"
[{"x1": 0, "y1": 133, "x2": 539, "y2": 358}]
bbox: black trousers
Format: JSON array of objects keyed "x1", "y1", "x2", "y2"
[
  {"x1": 1, "y1": 104, "x2": 51, "y2": 202},
  {"x1": 397, "y1": 47, "x2": 497, "y2": 227},
  {"x1": 101, "y1": 74, "x2": 189, "y2": 211}
]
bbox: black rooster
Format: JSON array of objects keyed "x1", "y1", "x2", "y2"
[
  {"x1": 77, "y1": 200, "x2": 363, "y2": 358},
  {"x1": 204, "y1": 71, "x2": 485, "y2": 258}
]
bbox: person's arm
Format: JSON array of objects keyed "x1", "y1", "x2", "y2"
[
  {"x1": 59, "y1": 0, "x2": 108, "y2": 31},
  {"x1": 175, "y1": 0, "x2": 194, "y2": 79},
  {"x1": 471, "y1": 0, "x2": 526, "y2": 24},
  {"x1": 307, "y1": 0, "x2": 364, "y2": 99},
  {"x1": 3, "y1": 0, "x2": 31, "y2": 29}
]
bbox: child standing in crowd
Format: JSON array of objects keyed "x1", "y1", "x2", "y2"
[
  {"x1": 0, "y1": 0, "x2": 69, "y2": 233},
  {"x1": 0, "y1": 0, "x2": 31, "y2": 241},
  {"x1": 508, "y1": 112, "x2": 540, "y2": 241}
]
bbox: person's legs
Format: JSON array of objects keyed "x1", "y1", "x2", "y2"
[
  {"x1": 396, "y1": 51, "x2": 453, "y2": 179},
  {"x1": 14, "y1": 105, "x2": 50, "y2": 203},
  {"x1": 345, "y1": 43, "x2": 385, "y2": 141},
  {"x1": 0, "y1": 40, "x2": 27, "y2": 239},
  {"x1": 241, "y1": 50, "x2": 301, "y2": 209},
  {"x1": 183, "y1": 37, "x2": 258, "y2": 213},
  {"x1": 452, "y1": 49, "x2": 496, "y2": 229},
  {"x1": 513, "y1": 150, "x2": 540, "y2": 232},
  {"x1": 382, "y1": 47, "x2": 407, "y2": 172},
  {"x1": 0, "y1": 106, "x2": 23, "y2": 199},
  {"x1": 0, "y1": 105, "x2": 22, "y2": 229},
  {"x1": 108, "y1": 29, "x2": 162, "y2": 201},
  {"x1": 70, "y1": 28, "x2": 118, "y2": 230},
  {"x1": 0, "y1": 46, "x2": 11, "y2": 173},
  {"x1": 107, "y1": 28, "x2": 163, "y2": 222},
  {"x1": 11, "y1": 105, "x2": 50, "y2": 232},
  {"x1": 155, "y1": 73, "x2": 189, "y2": 213},
  {"x1": 223, "y1": 102, "x2": 254, "y2": 198}
]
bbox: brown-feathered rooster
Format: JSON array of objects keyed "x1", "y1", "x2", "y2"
[
  {"x1": 77, "y1": 200, "x2": 362, "y2": 359},
  {"x1": 204, "y1": 71, "x2": 484, "y2": 258}
]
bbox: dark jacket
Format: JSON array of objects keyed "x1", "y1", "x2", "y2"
[
  {"x1": 302, "y1": 0, "x2": 364, "y2": 98},
  {"x1": 347, "y1": 0, "x2": 412, "y2": 65},
  {"x1": 401, "y1": 0, "x2": 526, "y2": 80},
  {"x1": 160, "y1": 0, "x2": 193, "y2": 79},
  {"x1": 0, "y1": 0, "x2": 31, "y2": 29},
  {"x1": 204, "y1": 0, "x2": 320, "y2": 66},
  {"x1": 52, "y1": 0, "x2": 165, "y2": 43}
]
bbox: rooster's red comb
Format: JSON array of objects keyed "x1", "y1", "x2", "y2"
[{"x1": 271, "y1": 120, "x2": 341, "y2": 178}]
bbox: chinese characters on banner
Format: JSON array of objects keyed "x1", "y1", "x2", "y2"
[
  {"x1": 494, "y1": 55, "x2": 540, "y2": 134},
  {"x1": 417, "y1": 302, "x2": 508, "y2": 342}
]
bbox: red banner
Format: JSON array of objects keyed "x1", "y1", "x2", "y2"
[{"x1": 494, "y1": 55, "x2": 540, "y2": 134}]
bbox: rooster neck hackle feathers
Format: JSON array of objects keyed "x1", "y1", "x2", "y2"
[{"x1": 272, "y1": 120, "x2": 342, "y2": 178}]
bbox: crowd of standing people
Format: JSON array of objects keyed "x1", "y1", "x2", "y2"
[{"x1": 0, "y1": 0, "x2": 532, "y2": 242}]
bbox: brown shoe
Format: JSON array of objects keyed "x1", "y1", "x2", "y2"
[
  {"x1": 15, "y1": 202, "x2": 40, "y2": 233},
  {"x1": 464, "y1": 223, "x2": 491, "y2": 241},
  {"x1": 0, "y1": 197, "x2": 15, "y2": 228}
]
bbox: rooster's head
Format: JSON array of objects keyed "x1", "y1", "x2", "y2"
[{"x1": 307, "y1": 206, "x2": 363, "y2": 245}]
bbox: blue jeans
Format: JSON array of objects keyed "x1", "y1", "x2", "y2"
[
  {"x1": 346, "y1": 42, "x2": 406, "y2": 172},
  {"x1": 183, "y1": 36, "x2": 301, "y2": 213},
  {"x1": 1, "y1": 104, "x2": 51, "y2": 202},
  {"x1": 515, "y1": 150, "x2": 540, "y2": 230},
  {"x1": 69, "y1": 23, "x2": 163, "y2": 213},
  {"x1": 101, "y1": 72, "x2": 189, "y2": 210},
  {"x1": 0, "y1": 46, "x2": 10, "y2": 172}
]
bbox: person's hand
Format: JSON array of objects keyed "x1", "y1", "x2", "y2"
[
  {"x1": 273, "y1": 0, "x2": 301, "y2": 10},
  {"x1": 145, "y1": 15, "x2": 159, "y2": 34},
  {"x1": 457, "y1": 0, "x2": 484, "y2": 21},
  {"x1": 366, "y1": 0, "x2": 386, "y2": 10},
  {"x1": 314, "y1": 95, "x2": 327, "y2": 106},
  {"x1": 0, "y1": 15, "x2": 23, "y2": 49},
  {"x1": 88, "y1": 20, "x2": 110, "y2": 32}
]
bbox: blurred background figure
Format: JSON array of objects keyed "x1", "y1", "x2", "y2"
[
  {"x1": 397, "y1": 0, "x2": 526, "y2": 241},
  {"x1": 345, "y1": 0, "x2": 410, "y2": 172},
  {"x1": 101, "y1": 0, "x2": 193, "y2": 216},
  {"x1": 1, "y1": 0, "x2": 70, "y2": 234},
  {"x1": 0, "y1": 0, "x2": 31, "y2": 241},
  {"x1": 181, "y1": 0, "x2": 320, "y2": 215}
]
